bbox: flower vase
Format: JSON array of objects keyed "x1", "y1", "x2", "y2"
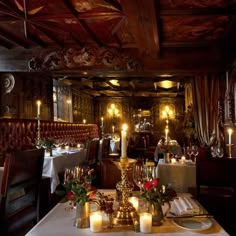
[
  {"x1": 74, "y1": 202, "x2": 90, "y2": 228},
  {"x1": 151, "y1": 202, "x2": 164, "y2": 226},
  {"x1": 150, "y1": 201, "x2": 171, "y2": 226}
]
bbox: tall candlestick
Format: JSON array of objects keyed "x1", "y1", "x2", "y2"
[
  {"x1": 101, "y1": 117, "x2": 104, "y2": 127},
  {"x1": 228, "y1": 128, "x2": 233, "y2": 145},
  {"x1": 121, "y1": 124, "x2": 128, "y2": 157},
  {"x1": 112, "y1": 125, "x2": 115, "y2": 134},
  {"x1": 36, "y1": 100, "x2": 41, "y2": 116}
]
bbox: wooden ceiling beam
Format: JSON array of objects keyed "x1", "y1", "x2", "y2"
[
  {"x1": 120, "y1": 0, "x2": 160, "y2": 57},
  {"x1": 160, "y1": 8, "x2": 236, "y2": 16},
  {"x1": 0, "y1": 25, "x2": 30, "y2": 48},
  {"x1": 25, "y1": 23, "x2": 47, "y2": 47},
  {"x1": 33, "y1": 24, "x2": 65, "y2": 47},
  {"x1": 62, "y1": 0, "x2": 103, "y2": 46},
  {"x1": 0, "y1": 36, "x2": 13, "y2": 48},
  {"x1": 32, "y1": 12, "x2": 123, "y2": 21}
]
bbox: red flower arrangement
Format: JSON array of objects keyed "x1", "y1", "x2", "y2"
[
  {"x1": 141, "y1": 178, "x2": 176, "y2": 206},
  {"x1": 56, "y1": 168, "x2": 97, "y2": 205}
]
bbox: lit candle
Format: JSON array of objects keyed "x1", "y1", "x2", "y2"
[
  {"x1": 36, "y1": 100, "x2": 41, "y2": 116},
  {"x1": 90, "y1": 211, "x2": 102, "y2": 232},
  {"x1": 181, "y1": 155, "x2": 185, "y2": 164},
  {"x1": 140, "y1": 213, "x2": 152, "y2": 233},
  {"x1": 77, "y1": 144, "x2": 81, "y2": 149},
  {"x1": 112, "y1": 125, "x2": 115, "y2": 133},
  {"x1": 83, "y1": 119, "x2": 86, "y2": 124},
  {"x1": 128, "y1": 197, "x2": 139, "y2": 211},
  {"x1": 101, "y1": 117, "x2": 104, "y2": 127},
  {"x1": 171, "y1": 158, "x2": 176, "y2": 164},
  {"x1": 228, "y1": 128, "x2": 233, "y2": 145},
  {"x1": 121, "y1": 124, "x2": 128, "y2": 157},
  {"x1": 165, "y1": 127, "x2": 168, "y2": 141}
]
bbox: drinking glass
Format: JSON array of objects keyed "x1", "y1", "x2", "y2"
[
  {"x1": 143, "y1": 166, "x2": 158, "y2": 181},
  {"x1": 192, "y1": 146, "x2": 199, "y2": 163},
  {"x1": 133, "y1": 164, "x2": 145, "y2": 192},
  {"x1": 186, "y1": 146, "x2": 193, "y2": 160}
]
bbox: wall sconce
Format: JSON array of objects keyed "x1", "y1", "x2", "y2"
[
  {"x1": 108, "y1": 103, "x2": 120, "y2": 118},
  {"x1": 161, "y1": 105, "x2": 174, "y2": 120}
]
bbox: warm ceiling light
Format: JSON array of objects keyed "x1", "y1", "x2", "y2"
[
  {"x1": 156, "y1": 80, "x2": 177, "y2": 89},
  {"x1": 109, "y1": 79, "x2": 120, "y2": 86},
  {"x1": 159, "y1": 74, "x2": 173, "y2": 78}
]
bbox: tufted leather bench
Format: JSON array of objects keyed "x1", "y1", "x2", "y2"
[{"x1": 0, "y1": 119, "x2": 98, "y2": 165}]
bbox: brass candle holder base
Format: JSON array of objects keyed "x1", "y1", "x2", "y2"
[
  {"x1": 226, "y1": 144, "x2": 234, "y2": 158},
  {"x1": 113, "y1": 156, "x2": 138, "y2": 226}
]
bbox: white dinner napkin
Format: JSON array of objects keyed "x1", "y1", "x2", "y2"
[{"x1": 171, "y1": 196, "x2": 201, "y2": 216}]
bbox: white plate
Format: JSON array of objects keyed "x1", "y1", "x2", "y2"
[{"x1": 172, "y1": 217, "x2": 212, "y2": 231}]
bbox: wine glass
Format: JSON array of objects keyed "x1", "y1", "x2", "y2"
[
  {"x1": 133, "y1": 163, "x2": 145, "y2": 192},
  {"x1": 192, "y1": 146, "x2": 199, "y2": 163},
  {"x1": 186, "y1": 146, "x2": 194, "y2": 160},
  {"x1": 211, "y1": 146, "x2": 217, "y2": 158},
  {"x1": 216, "y1": 147, "x2": 224, "y2": 158},
  {"x1": 143, "y1": 166, "x2": 158, "y2": 181}
]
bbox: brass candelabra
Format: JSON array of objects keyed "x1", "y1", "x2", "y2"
[
  {"x1": 35, "y1": 115, "x2": 42, "y2": 149},
  {"x1": 113, "y1": 156, "x2": 138, "y2": 226},
  {"x1": 226, "y1": 143, "x2": 234, "y2": 158}
]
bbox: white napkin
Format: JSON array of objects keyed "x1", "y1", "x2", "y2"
[{"x1": 171, "y1": 196, "x2": 201, "y2": 216}]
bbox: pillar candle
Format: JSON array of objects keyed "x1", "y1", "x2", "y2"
[
  {"x1": 90, "y1": 211, "x2": 102, "y2": 232},
  {"x1": 228, "y1": 128, "x2": 233, "y2": 145},
  {"x1": 36, "y1": 100, "x2": 41, "y2": 116},
  {"x1": 171, "y1": 158, "x2": 176, "y2": 164},
  {"x1": 121, "y1": 124, "x2": 128, "y2": 157},
  {"x1": 140, "y1": 213, "x2": 152, "y2": 233},
  {"x1": 165, "y1": 127, "x2": 168, "y2": 142},
  {"x1": 128, "y1": 196, "x2": 139, "y2": 211}
]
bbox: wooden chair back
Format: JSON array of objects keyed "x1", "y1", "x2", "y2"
[
  {"x1": 100, "y1": 138, "x2": 111, "y2": 159},
  {"x1": 0, "y1": 148, "x2": 45, "y2": 235},
  {"x1": 85, "y1": 138, "x2": 100, "y2": 167}
]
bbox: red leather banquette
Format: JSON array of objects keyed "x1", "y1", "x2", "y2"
[{"x1": 0, "y1": 118, "x2": 98, "y2": 165}]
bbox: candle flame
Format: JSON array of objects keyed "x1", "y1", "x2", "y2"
[{"x1": 122, "y1": 123, "x2": 128, "y2": 131}]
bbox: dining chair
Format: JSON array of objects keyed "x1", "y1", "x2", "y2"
[
  {"x1": 196, "y1": 156, "x2": 236, "y2": 234},
  {"x1": 0, "y1": 148, "x2": 45, "y2": 236},
  {"x1": 100, "y1": 138, "x2": 111, "y2": 160},
  {"x1": 85, "y1": 138, "x2": 100, "y2": 168}
]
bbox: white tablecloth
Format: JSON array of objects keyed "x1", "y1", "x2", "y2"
[
  {"x1": 43, "y1": 148, "x2": 87, "y2": 193},
  {"x1": 25, "y1": 194, "x2": 229, "y2": 236},
  {"x1": 158, "y1": 161, "x2": 196, "y2": 193}
]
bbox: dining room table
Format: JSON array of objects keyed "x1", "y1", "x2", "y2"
[
  {"x1": 157, "y1": 160, "x2": 196, "y2": 193},
  {"x1": 43, "y1": 147, "x2": 87, "y2": 193},
  {"x1": 25, "y1": 190, "x2": 229, "y2": 236},
  {"x1": 0, "y1": 148, "x2": 87, "y2": 195}
]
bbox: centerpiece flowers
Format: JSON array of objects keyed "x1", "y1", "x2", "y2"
[
  {"x1": 141, "y1": 178, "x2": 176, "y2": 226},
  {"x1": 56, "y1": 167, "x2": 98, "y2": 228},
  {"x1": 57, "y1": 168, "x2": 97, "y2": 205}
]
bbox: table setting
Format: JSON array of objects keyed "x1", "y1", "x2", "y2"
[{"x1": 26, "y1": 124, "x2": 229, "y2": 235}]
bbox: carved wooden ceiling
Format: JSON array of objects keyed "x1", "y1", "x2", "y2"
[{"x1": 0, "y1": 0, "x2": 236, "y2": 97}]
